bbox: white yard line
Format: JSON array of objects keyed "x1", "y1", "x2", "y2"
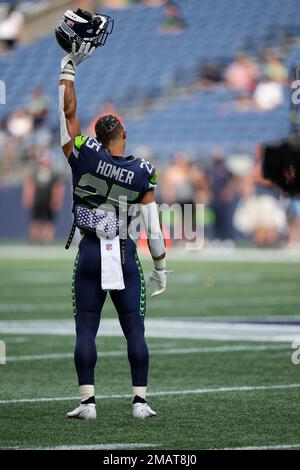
[
  {"x1": 1, "y1": 319, "x2": 300, "y2": 341},
  {"x1": 149, "y1": 297, "x2": 300, "y2": 307},
  {"x1": 0, "y1": 383, "x2": 299, "y2": 405},
  {"x1": 5, "y1": 443, "x2": 159, "y2": 450},
  {"x1": 6, "y1": 344, "x2": 287, "y2": 362},
  {"x1": 2, "y1": 245, "x2": 300, "y2": 262},
  {"x1": 6, "y1": 441, "x2": 300, "y2": 451},
  {"x1": 219, "y1": 443, "x2": 300, "y2": 450},
  {"x1": 0, "y1": 274, "x2": 299, "y2": 288}
]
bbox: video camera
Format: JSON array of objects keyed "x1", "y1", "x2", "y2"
[{"x1": 262, "y1": 134, "x2": 300, "y2": 195}]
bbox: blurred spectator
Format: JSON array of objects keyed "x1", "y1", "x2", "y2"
[
  {"x1": 264, "y1": 55, "x2": 288, "y2": 85},
  {"x1": 74, "y1": 0, "x2": 95, "y2": 10},
  {"x1": 233, "y1": 147, "x2": 287, "y2": 247},
  {"x1": 142, "y1": 0, "x2": 167, "y2": 5},
  {"x1": 225, "y1": 53, "x2": 259, "y2": 93},
  {"x1": 102, "y1": 0, "x2": 167, "y2": 6},
  {"x1": 226, "y1": 153, "x2": 252, "y2": 179},
  {"x1": 198, "y1": 61, "x2": 224, "y2": 89},
  {"x1": 0, "y1": 4, "x2": 24, "y2": 51},
  {"x1": 207, "y1": 149, "x2": 239, "y2": 241},
  {"x1": 287, "y1": 197, "x2": 300, "y2": 246},
  {"x1": 26, "y1": 87, "x2": 52, "y2": 129},
  {"x1": 7, "y1": 109, "x2": 33, "y2": 138},
  {"x1": 253, "y1": 77, "x2": 284, "y2": 111},
  {"x1": 161, "y1": 153, "x2": 196, "y2": 206},
  {"x1": 159, "y1": 1, "x2": 187, "y2": 34},
  {"x1": 161, "y1": 153, "x2": 200, "y2": 242},
  {"x1": 0, "y1": 118, "x2": 8, "y2": 149},
  {"x1": 190, "y1": 161, "x2": 210, "y2": 205},
  {"x1": 22, "y1": 152, "x2": 65, "y2": 245},
  {"x1": 24, "y1": 89, "x2": 53, "y2": 150},
  {"x1": 102, "y1": 0, "x2": 132, "y2": 8},
  {"x1": 0, "y1": 118, "x2": 9, "y2": 171}
]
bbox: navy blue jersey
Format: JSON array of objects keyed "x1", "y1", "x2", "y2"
[{"x1": 68, "y1": 136, "x2": 158, "y2": 214}]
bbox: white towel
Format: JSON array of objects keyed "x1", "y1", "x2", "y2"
[{"x1": 100, "y1": 236, "x2": 125, "y2": 291}]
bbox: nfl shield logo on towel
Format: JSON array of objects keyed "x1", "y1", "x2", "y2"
[{"x1": 106, "y1": 243, "x2": 113, "y2": 251}]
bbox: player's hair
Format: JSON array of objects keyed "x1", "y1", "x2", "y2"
[{"x1": 95, "y1": 115, "x2": 123, "y2": 148}]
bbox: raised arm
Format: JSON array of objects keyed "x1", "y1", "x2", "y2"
[
  {"x1": 59, "y1": 42, "x2": 96, "y2": 158},
  {"x1": 59, "y1": 80, "x2": 81, "y2": 158}
]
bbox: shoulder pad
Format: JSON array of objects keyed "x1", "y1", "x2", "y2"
[
  {"x1": 149, "y1": 168, "x2": 158, "y2": 187},
  {"x1": 74, "y1": 135, "x2": 89, "y2": 151}
]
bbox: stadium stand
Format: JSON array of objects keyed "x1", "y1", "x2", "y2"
[
  {"x1": 0, "y1": 0, "x2": 47, "y2": 5},
  {"x1": 0, "y1": 0, "x2": 299, "y2": 162}
]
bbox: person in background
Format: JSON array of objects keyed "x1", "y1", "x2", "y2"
[
  {"x1": 206, "y1": 149, "x2": 238, "y2": 241},
  {"x1": 101, "y1": 0, "x2": 131, "y2": 8},
  {"x1": 0, "y1": 4, "x2": 24, "y2": 51},
  {"x1": 286, "y1": 197, "x2": 300, "y2": 246},
  {"x1": 22, "y1": 152, "x2": 65, "y2": 244},
  {"x1": 7, "y1": 109, "x2": 33, "y2": 139},
  {"x1": 162, "y1": 153, "x2": 195, "y2": 206},
  {"x1": 141, "y1": 0, "x2": 167, "y2": 5},
  {"x1": 0, "y1": 118, "x2": 9, "y2": 161},
  {"x1": 26, "y1": 87, "x2": 52, "y2": 129},
  {"x1": 233, "y1": 147, "x2": 287, "y2": 247},
  {"x1": 225, "y1": 53, "x2": 259, "y2": 93},
  {"x1": 74, "y1": 0, "x2": 95, "y2": 11},
  {"x1": 263, "y1": 54, "x2": 288, "y2": 85},
  {"x1": 198, "y1": 60, "x2": 224, "y2": 89},
  {"x1": 161, "y1": 153, "x2": 196, "y2": 242},
  {"x1": 159, "y1": 1, "x2": 187, "y2": 33},
  {"x1": 1, "y1": 109, "x2": 33, "y2": 172},
  {"x1": 253, "y1": 75, "x2": 284, "y2": 111}
]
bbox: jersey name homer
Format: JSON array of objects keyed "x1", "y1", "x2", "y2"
[{"x1": 96, "y1": 160, "x2": 135, "y2": 185}]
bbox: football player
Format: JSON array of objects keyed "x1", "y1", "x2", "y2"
[{"x1": 57, "y1": 10, "x2": 170, "y2": 419}]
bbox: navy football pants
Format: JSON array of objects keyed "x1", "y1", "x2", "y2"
[{"x1": 73, "y1": 235, "x2": 149, "y2": 387}]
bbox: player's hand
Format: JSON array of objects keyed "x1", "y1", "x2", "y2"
[
  {"x1": 61, "y1": 41, "x2": 96, "y2": 71},
  {"x1": 148, "y1": 269, "x2": 173, "y2": 297}
]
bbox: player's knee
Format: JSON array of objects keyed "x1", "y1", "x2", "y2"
[
  {"x1": 75, "y1": 312, "x2": 100, "y2": 338},
  {"x1": 119, "y1": 312, "x2": 145, "y2": 336}
]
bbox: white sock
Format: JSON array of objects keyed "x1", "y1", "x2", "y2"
[
  {"x1": 80, "y1": 385, "x2": 95, "y2": 402},
  {"x1": 133, "y1": 386, "x2": 147, "y2": 399}
]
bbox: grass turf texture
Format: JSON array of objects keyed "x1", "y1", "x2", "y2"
[
  {"x1": 1, "y1": 258, "x2": 300, "y2": 320},
  {"x1": 0, "y1": 253, "x2": 300, "y2": 449}
]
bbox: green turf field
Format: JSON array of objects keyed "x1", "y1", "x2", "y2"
[{"x1": 0, "y1": 248, "x2": 300, "y2": 450}]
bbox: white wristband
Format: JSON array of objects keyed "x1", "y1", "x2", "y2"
[
  {"x1": 60, "y1": 73, "x2": 75, "y2": 82},
  {"x1": 60, "y1": 62, "x2": 76, "y2": 82},
  {"x1": 154, "y1": 258, "x2": 167, "y2": 270}
]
